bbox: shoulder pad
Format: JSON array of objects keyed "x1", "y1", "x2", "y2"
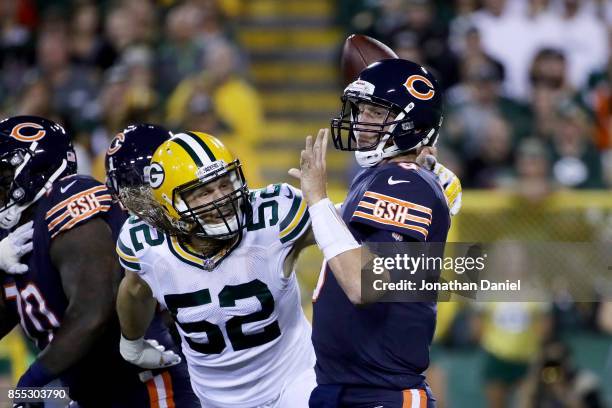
[
  {"x1": 351, "y1": 164, "x2": 439, "y2": 241},
  {"x1": 247, "y1": 183, "x2": 310, "y2": 246},
  {"x1": 43, "y1": 175, "x2": 114, "y2": 239},
  {"x1": 116, "y1": 216, "x2": 165, "y2": 271},
  {"x1": 276, "y1": 183, "x2": 310, "y2": 245}
]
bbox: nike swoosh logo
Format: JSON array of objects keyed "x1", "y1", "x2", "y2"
[
  {"x1": 388, "y1": 176, "x2": 411, "y2": 185},
  {"x1": 60, "y1": 180, "x2": 78, "y2": 194},
  {"x1": 284, "y1": 188, "x2": 294, "y2": 199}
]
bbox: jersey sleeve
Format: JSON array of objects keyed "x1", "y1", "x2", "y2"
[
  {"x1": 116, "y1": 218, "x2": 162, "y2": 297},
  {"x1": 116, "y1": 218, "x2": 157, "y2": 286},
  {"x1": 115, "y1": 217, "x2": 156, "y2": 271},
  {"x1": 44, "y1": 176, "x2": 114, "y2": 239},
  {"x1": 276, "y1": 183, "x2": 311, "y2": 246},
  {"x1": 116, "y1": 221, "x2": 142, "y2": 272},
  {"x1": 350, "y1": 166, "x2": 436, "y2": 242}
]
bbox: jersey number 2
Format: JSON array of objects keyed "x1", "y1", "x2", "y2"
[{"x1": 164, "y1": 279, "x2": 281, "y2": 354}]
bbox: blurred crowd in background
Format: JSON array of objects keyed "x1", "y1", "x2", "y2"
[
  {"x1": 1, "y1": 0, "x2": 612, "y2": 193},
  {"x1": 0, "y1": 0, "x2": 612, "y2": 407},
  {"x1": 0, "y1": 0, "x2": 264, "y2": 184},
  {"x1": 342, "y1": 0, "x2": 612, "y2": 197}
]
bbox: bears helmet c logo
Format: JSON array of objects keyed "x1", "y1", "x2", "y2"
[
  {"x1": 107, "y1": 132, "x2": 125, "y2": 156},
  {"x1": 10, "y1": 123, "x2": 47, "y2": 142},
  {"x1": 403, "y1": 75, "x2": 435, "y2": 100}
]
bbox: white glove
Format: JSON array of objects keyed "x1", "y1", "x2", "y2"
[
  {"x1": 423, "y1": 155, "x2": 463, "y2": 216},
  {"x1": 120, "y1": 335, "x2": 181, "y2": 369},
  {"x1": 0, "y1": 221, "x2": 34, "y2": 274}
]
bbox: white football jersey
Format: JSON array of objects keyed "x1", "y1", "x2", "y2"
[{"x1": 116, "y1": 183, "x2": 315, "y2": 408}]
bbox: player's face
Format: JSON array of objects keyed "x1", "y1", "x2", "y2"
[
  {"x1": 0, "y1": 164, "x2": 13, "y2": 208},
  {"x1": 183, "y1": 174, "x2": 237, "y2": 224},
  {"x1": 355, "y1": 102, "x2": 397, "y2": 148}
]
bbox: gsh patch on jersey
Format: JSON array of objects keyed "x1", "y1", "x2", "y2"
[{"x1": 45, "y1": 178, "x2": 113, "y2": 238}]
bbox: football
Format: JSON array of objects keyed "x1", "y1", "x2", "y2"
[{"x1": 340, "y1": 34, "x2": 399, "y2": 86}]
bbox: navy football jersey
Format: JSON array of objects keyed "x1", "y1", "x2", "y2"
[
  {"x1": 0, "y1": 175, "x2": 176, "y2": 404},
  {"x1": 311, "y1": 162, "x2": 450, "y2": 389}
]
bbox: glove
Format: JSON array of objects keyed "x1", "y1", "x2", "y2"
[
  {"x1": 0, "y1": 221, "x2": 34, "y2": 274},
  {"x1": 120, "y1": 335, "x2": 181, "y2": 369},
  {"x1": 423, "y1": 155, "x2": 463, "y2": 216}
]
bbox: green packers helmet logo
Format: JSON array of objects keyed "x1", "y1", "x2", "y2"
[{"x1": 148, "y1": 162, "x2": 165, "y2": 189}]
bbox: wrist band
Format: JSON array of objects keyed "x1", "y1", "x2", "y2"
[
  {"x1": 120, "y1": 334, "x2": 145, "y2": 361},
  {"x1": 309, "y1": 198, "x2": 360, "y2": 261}
]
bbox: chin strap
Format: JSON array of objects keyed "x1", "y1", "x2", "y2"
[
  {"x1": 354, "y1": 103, "x2": 422, "y2": 168},
  {"x1": 354, "y1": 135, "x2": 400, "y2": 167},
  {"x1": 354, "y1": 127, "x2": 437, "y2": 168}
]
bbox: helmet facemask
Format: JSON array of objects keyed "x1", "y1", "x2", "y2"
[
  {"x1": 0, "y1": 145, "x2": 70, "y2": 229},
  {"x1": 0, "y1": 154, "x2": 17, "y2": 217},
  {"x1": 331, "y1": 92, "x2": 403, "y2": 152},
  {"x1": 173, "y1": 160, "x2": 249, "y2": 240}
]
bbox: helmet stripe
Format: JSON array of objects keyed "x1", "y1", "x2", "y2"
[
  {"x1": 185, "y1": 131, "x2": 216, "y2": 162},
  {"x1": 172, "y1": 135, "x2": 204, "y2": 167}
]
